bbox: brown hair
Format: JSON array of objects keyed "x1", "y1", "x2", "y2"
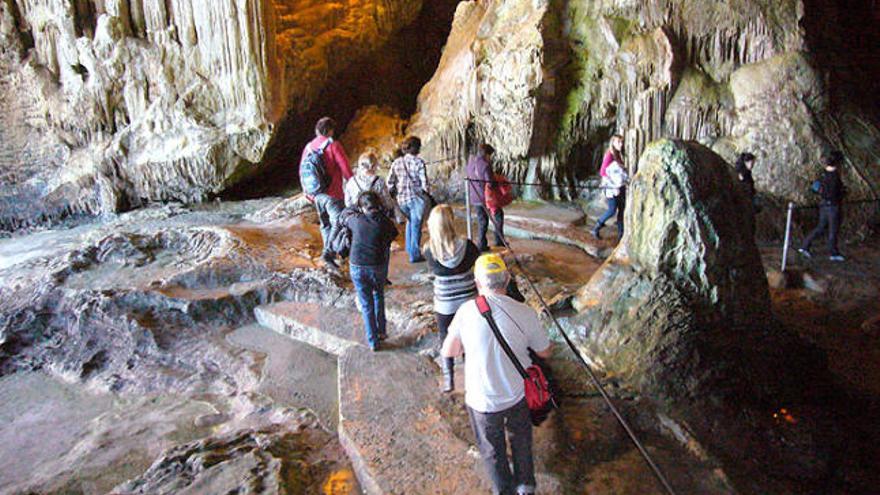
[{"x1": 315, "y1": 117, "x2": 336, "y2": 137}]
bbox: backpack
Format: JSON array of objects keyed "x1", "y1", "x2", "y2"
[
  {"x1": 484, "y1": 173, "x2": 514, "y2": 213},
  {"x1": 811, "y1": 179, "x2": 823, "y2": 195},
  {"x1": 328, "y1": 207, "x2": 358, "y2": 258},
  {"x1": 300, "y1": 139, "x2": 333, "y2": 195}
]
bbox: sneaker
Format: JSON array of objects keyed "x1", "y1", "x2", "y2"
[
  {"x1": 369, "y1": 342, "x2": 381, "y2": 352},
  {"x1": 591, "y1": 228, "x2": 601, "y2": 240},
  {"x1": 797, "y1": 248, "x2": 812, "y2": 259},
  {"x1": 829, "y1": 255, "x2": 846, "y2": 262}
]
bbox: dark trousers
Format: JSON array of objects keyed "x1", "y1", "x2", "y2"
[
  {"x1": 468, "y1": 398, "x2": 536, "y2": 495},
  {"x1": 350, "y1": 263, "x2": 388, "y2": 346},
  {"x1": 476, "y1": 205, "x2": 505, "y2": 250},
  {"x1": 314, "y1": 194, "x2": 344, "y2": 255},
  {"x1": 802, "y1": 204, "x2": 841, "y2": 256},
  {"x1": 596, "y1": 194, "x2": 625, "y2": 237},
  {"x1": 436, "y1": 312, "x2": 455, "y2": 341}
]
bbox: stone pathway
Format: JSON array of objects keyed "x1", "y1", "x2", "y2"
[
  {"x1": 461, "y1": 201, "x2": 616, "y2": 259},
  {"x1": 255, "y1": 233, "x2": 733, "y2": 494}
]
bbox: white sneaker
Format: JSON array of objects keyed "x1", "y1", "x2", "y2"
[
  {"x1": 829, "y1": 255, "x2": 846, "y2": 262},
  {"x1": 797, "y1": 248, "x2": 812, "y2": 259}
]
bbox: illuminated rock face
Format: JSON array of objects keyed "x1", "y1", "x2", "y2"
[
  {"x1": 0, "y1": 0, "x2": 422, "y2": 232},
  {"x1": 410, "y1": 0, "x2": 880, "y2": 207}
]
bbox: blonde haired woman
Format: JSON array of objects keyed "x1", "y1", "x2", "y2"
[
  {"x1": 423, "y1": 204, "x2": 480, "y2": 392},
  {"x1": 345, "y1": 150, "x2": 395, "y2": 214}
]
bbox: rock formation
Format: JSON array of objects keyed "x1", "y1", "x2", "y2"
[
  {"x1": 569, "y1": 139, "x2": 831, "y2": 491},
  {"x1": 409, "y1": 0, "x2": 880, "y2": 213},
  {"x1": 0, "y1": 0, "x2": 423, "y2": 233}
]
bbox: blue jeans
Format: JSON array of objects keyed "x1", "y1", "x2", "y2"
[
  {"x1": 349, "y1": 263, "x2": 388, "y2": 347},
  {"x1": 313, "y1": 193, "x2": 344, "y2": 255},
  {"x1": 596, "y1": 194, "x2": 625, "y2": 237},
  {"x1": 399, "y1": 198, "x2": 427, "y2": 262}
]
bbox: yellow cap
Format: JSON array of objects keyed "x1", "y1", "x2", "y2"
[{"x1": 475, "y1": 253, "x2": 508, "y2": 277}]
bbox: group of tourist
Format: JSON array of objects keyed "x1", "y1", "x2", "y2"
[
  {"x1": 300, "y1": 115, "x2": 849, "y2": 495},
  {"x1": 300, "y1": 116, "x2": 546, "y2": 495}
]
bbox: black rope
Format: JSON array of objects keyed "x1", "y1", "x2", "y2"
[
  {"x1": 790, "y1": 198, "x2": 880, "y2": 210},
  {"x1": 466, "y1": 177, "x2": 617, "y2": 191},
  {"x1": 472, "y1": 203, "x2": 678, "y2": 495}
]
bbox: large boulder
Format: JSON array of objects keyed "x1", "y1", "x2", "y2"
[
  {"x1": 569, "y1": 140, "x2": 832, "y2": 491},
  {"x1": 572, "y1": 139, "x2": 773, "y2": 399}
]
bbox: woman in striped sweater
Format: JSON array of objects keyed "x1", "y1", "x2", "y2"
[{"x1": 423, "y1": 204, "x2": 480, "y2": 392}]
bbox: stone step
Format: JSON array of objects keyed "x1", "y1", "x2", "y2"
[
  {"x1": 338, "y1": 347, "x2": 488, "y2": 494},
  {"x1": 255, "y1": 301, "x2": 366, "y2": 356}
]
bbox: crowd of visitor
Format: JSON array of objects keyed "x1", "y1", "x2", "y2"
[{"x1": 298, "y1": 115, "x2": 850, "y2": 495}]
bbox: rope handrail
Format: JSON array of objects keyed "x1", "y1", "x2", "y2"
[
  {"x1": 465, "y1": 180, "x2": 678, "y2": 495},
  {"x1": 465, "y1": 177, "x2": 618, "y2": 191},
  {"x1": 789, "y1": 198, "x2": 880, "y2": 210}
]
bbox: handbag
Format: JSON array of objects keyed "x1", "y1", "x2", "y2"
[
  {"x1": 401, "y1": 157, "x2": 436, "y2": 209},
  {"x1": 475, "y1": 295, "x2": 556, "y2": 425}
]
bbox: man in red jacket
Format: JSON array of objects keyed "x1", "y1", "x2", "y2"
[{"x1": 302, "y1": 117, "x2": 353, "y2": 268}]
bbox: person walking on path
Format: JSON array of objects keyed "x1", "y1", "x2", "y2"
[
  {"x1": 600, "y1": 134, "x2": 624, "y2": 177},
  {"x1": 302, "y1": 117, "x2": 352, "y2": 268},
  {"x1": 441, "y1": 253, "x2": 552, "y2": 495},
  {"x1": 388, "y1": 136, "x2": 430, "y2": 263},
  {"x1": 799, "y1": 151, "x2": 847, "y2": 262},
  {"x1": 424, "y1": 204, "x2": 481, "y2": 392},
  {"x1": 345, "y1": 192, "x2": 398, "y2": 351},
  {"x1": 344, "y1": 150, "x2": 395, "y2": 215},
  {"x1": 592, "y1": 152, "x2": 629, "y2": 240},
  {"x1": 467, "y1": 144, "x2": 504, "y2": 251}
]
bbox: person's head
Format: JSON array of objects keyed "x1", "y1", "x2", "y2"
[
  {"x1": 358, "y1": 191, "x2": 383, "y2": 215},
  {"x1": 474, "y1": 253, "x2": 510, "y2": 295},
  {"x1": 478, "y1": 143, "x2": 495, "y2": 159},
  {"x1": 402, "y1": 136, "x2": 422, "y2": 156},
  {"x1": 609, "y1": 134, "x2": 624, "y2": 152},
  {"x1": 358, "y1": 150, "x2": 379, "y2": 175},
  {"x1": 825, "y1": 150, "x2": 844, "y2": 171},
  {"x1": 736, "y1": 152, "x2": 756, "y2": 172},
  {"x1": 426, "y1": 204, "x2": 458, "y2": 260},
  {"x1": 315, "y1": 117, "x2": 336, "y2": 138}
]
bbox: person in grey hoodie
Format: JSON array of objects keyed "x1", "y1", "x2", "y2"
[{"x1": 423, "y1": 204, "x2": 480, "y2": 392}]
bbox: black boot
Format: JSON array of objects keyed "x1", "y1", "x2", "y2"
[{"x1": 442, "y1": 358, "x2": 455, "y2": 393}]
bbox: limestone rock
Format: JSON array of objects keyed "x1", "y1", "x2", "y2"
[
  {"x1": 0, "y1": 0, "x2": 423, "y2": 233},
  {"x1": 572, "y1": 140, "x2": 771, "y2": 395},
  {"x1": 569, "y1": 140, "x2": 831, "y2": 489},
  {"x1": 409, "y1": 0, "x2": 880, "y2": 216},
  {"x1": 339, "y1": 105, "x2": 408, "y2": 166}
]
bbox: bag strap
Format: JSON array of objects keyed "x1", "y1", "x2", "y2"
[
  {"x1": 312, "y1": 137, "x2": 333, "y2": 155},
  {"x1": 401, "y1": 156, "x2": 428, "y2": 190},
  {"x1": 475, "y1": 295, "x2": 530, "y2": 380}
]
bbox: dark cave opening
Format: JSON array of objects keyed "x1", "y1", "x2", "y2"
[
  {"x1": 221, "y1": 1, "x2": 461, "y2": 200},
  {"x1": 801, "y1": 0, "x2": 880, "y2": 119}
]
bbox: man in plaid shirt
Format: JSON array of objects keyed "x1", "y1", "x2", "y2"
[{"x1": 388, "y1": 136, "x2": 430, "y2": 263}]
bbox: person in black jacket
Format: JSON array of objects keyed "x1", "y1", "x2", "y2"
[
  {"x1": 735, "y1": 152, "x2": 761, "y2": 212},
  {"x1": 345, "y1": 192, "x2": 399, "y2": 350},
  {"x1": 799, "y1": 151, "x2": 846, "y2": 261}
]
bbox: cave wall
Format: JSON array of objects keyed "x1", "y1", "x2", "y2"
[
  {"x1": 409, "y1": 0, "x2": 880, "y2": 212},
  {"x1": 0, "y1": 0, "x2": 423, "y2": 233}
]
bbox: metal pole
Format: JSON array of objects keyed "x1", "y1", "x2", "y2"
[
  {"x1": 781, "y1": 202, "x2": 794, "y2": 272},
  {"x1": 464, "y1": 178, "x2": 473, "y2": 241}
]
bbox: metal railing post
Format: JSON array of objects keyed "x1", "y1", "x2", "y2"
[
  {"x1": 781, "y1": 202, "x2": 794, "y2": 272},
  {"x1": 464, "y1": 178, "x2": 473, "y2": 241}
]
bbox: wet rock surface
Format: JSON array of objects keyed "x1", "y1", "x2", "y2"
[{"x1": 567, "y1": 140, "x2": 878, "y2": 492}]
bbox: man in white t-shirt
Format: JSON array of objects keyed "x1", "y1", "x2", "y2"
[{"x1": 441, "y1": 253, "x2": 552, "y2": 495}]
